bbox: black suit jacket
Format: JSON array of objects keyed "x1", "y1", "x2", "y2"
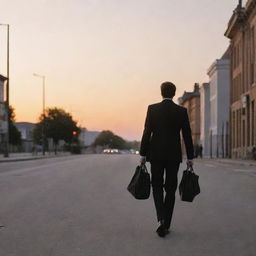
[{"x1": 140, "y1": 100, "x2": 194, "y2": 162}]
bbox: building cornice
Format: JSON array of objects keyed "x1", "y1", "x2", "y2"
[
  {"x1": 245, "y1": 0, "x2": 256, "y2": 16},
  {"x1": 178, "y1": 85, "x2": 200, "y2": 105},
  {"x1": 207, "y1": 59, "x2": 230, "y2": 77},
  {"x1": 0, "y1": 74, "x2": 7, "y2": 82},
  {"x1": 224, "y1": 8, "x2": 245, "y2": 39},
  {"x1": 207, "y1": 60, "x2": 218, "y2": 77},
  {"x1": 225, "y1": 0, "x2": 256, "y2": 39}
]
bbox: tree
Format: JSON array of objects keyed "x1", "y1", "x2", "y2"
[
  {"x1": 125, "y1": 140, "x2": 140, "y2": 150},
  {"x1": 93, "y1": 130, "x2": 127, "y2": 149},
  {"x1": 9, "y1": 106, "x2": 21, "y2": 145},
  {"x1": 33, "y1": 107, "x2": 80, "y2": 153}
]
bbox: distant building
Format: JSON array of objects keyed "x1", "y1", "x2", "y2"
[
  {"x1": 14, "y1": 122, "x2": 35, "y2": 152},
  {"x1": 178, "y1": 83, "x2": 201, "y2": 153},
  {"x1": 0, "y1": 74, "x2": 7, "y2": 151},
  {"x1": 206, "y1": 49, "x2": 231, "y2": 158},
  {"x1": 225, "y1": 0, "x2": 256, "y2": 159},
  {"x1": 200, "y1": 83, "x2": 210, "y2": 157},
  {"x1": 79, "y1": 128, "x2": 100, "y2": 147}
]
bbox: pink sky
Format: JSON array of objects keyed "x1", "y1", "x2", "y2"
[{"x1": 0, "y1": 0, "x2": 238, "y2": 140}]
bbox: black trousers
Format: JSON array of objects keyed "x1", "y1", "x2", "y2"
[{"x1": 150, "y1": 161, "x2": 180, "y2": 229}]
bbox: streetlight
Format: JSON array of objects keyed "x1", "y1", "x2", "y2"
[
  {"x1": 0, "y1": 23, "x2": 10, "y2": 157},
  {"x1": 33, "y1": 73, "x2": 46, "y2": 155}
]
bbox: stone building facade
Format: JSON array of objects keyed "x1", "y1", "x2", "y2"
[
  {"x1": 200, "y1": 83, "x2": 210, "y2": 157},
  {"x1": 225, "y1": 0, "x2": 256, "y2": 159},
  {"x1": 206, "y1": 50, "x2": 231, "y2": 158},
  {"x1": 0, "y1": 74, "x2": 7, "y2": 149},
  {"x1": 178, "y1": 83, "x2": 201, "y2": 150}
]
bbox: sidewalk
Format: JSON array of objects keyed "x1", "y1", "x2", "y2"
[
  {"x1": 197, "y1": 157, "x2": 256, "y2": 167},
  {"x1": 0, "y1": 152, "x2": 72, "y2": 163}
]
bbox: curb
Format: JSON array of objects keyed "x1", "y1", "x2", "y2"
[
  {"x1": 216, "y1": 159, "x2": 256, "y2": 167},
  {"x1": 197, "y1": 158, "x2": 256, "y2": 167},
  {"x1": 0, "y1": 154, "x2": 73, "y2": 163}
]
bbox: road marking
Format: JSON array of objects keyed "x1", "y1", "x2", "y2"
[
  {"x1": 204, "y1": 164, "x2": 215, "y2": 167},
  {"x1": 0, "y1": 157, "x2": 85, "y2": 177},
  {"x1": 233, "y1": 169, "x2": 253, "y2": 173},
  {"x1": 233, "y1": 168, "x2": 256, "y2": 177}
]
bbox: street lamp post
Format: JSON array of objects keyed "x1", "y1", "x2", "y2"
[
  {"x1": 0, "y1": 23, "x2": 10, "y2": 157},
  {"x1": 33, "y1": 73, "x2": 46, "y2": 155}
]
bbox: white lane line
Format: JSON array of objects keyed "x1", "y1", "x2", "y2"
[
  {"x1": 0, "y1": 157, "x2": 83, "y2": 177},
  {"x1": 204, "y1": 164, "x2": 215, "y2": 167},
  {"x1": 233, "y1": 169, "x2": 253, "y2": 173}
]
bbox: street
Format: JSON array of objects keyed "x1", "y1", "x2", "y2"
[{"x1": 0, "y1": 155, "x2": 256, "y2": 256}]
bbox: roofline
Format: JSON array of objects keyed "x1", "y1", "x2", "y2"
[
  {"x1": 224, "y1": 8, "x2": 245, "y2": 38},
  {"x1": 178, "y1": 92, "x2": 200, "y2": 105},
  {"x1": 225, "y1": 0, "x2": 256, "y2": 39},
  {"x1": 0, "y1": 74, "x2": 7, "y2": 82}
]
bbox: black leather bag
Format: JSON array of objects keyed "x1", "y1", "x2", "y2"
[
  {"x1": 179, "y1": 167, "x2": 200, "y2": 202},
  {"x1": 127, "y1": 164, "x2": 151, "y2": 200}
]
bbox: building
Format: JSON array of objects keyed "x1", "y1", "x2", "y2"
[
  {"x1": 79, "y1": 128, "x2": 100, "y2": 147},
  {"x1": 14, "y1": 122, "x2": 35, "y2": 152},
  {"x1": 178, "y1": 83, "x2": 201, "y2": 152},
  {"x1": 225, "y1": 0, "x2": 256, "y2": 159},
  {"x1": 205, "y1": 49, "x2": 231, "y2": 158},
  {"x1": 200, "y1": 83, "x2": 210, "y2": 157},
  {"x1": 0, "y1": 74, "x2": 7, "y2": 152}
]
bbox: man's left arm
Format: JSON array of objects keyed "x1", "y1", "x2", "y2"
[{"x1": 181, "y1": 109, "x2": 194, "y2": 166}]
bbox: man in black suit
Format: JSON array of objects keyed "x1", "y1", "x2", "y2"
[{"x1": 140, "y1": 81, "x2": 194, "y2": 237}]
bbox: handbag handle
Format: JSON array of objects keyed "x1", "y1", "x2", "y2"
[
  {"x1": 187, "y1": 166, "x2": 194, "y2": 173},
  {"x1": 141, "y1": 163, "x2": 149, "y2": 173}
]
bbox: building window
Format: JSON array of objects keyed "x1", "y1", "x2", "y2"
[
  {"x1": 237, "y1": 110, "x2": 239, "y2": 148},
  {"x1": 247, "y1": 101, "x2": 250, "y2": 146},
  {"x1": 232, "y1": 111, "x2": 235, "y2": 148},
  {"x1": 233, "y1": 46, "x2": 236, "y2": 69},
  {"x1": 238, "y1": 73, "x2": 241, "y2": 96},
  {"x1": 243, "y1": 119, "x2": 245, "y2": 147},
  {"x1": 251, "y1": 63, "x2": 255, "y2": 85},
  {"x1": 239, "y1": 109, "x2": 242, "y2": 147},
  {"x1": 251, "y1": 26, "x2": 255, "y2": 85},
  {"x1": 252, "y1": 100, "x2": 255, "y2": 146}
]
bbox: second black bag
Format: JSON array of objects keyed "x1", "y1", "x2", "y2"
[
  {"x1": 127, "y1": 164, "x2": 151, "y2": 200},
  {"x1": 179, "y1": 167, "x2": 200, "y2": 202}
]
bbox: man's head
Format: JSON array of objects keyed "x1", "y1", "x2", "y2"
[{"x1": 161, "y1": 81, "x2": 176, "y2": 98}]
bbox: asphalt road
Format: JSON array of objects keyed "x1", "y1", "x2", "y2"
[{"x1": 0, "y1": 155, "x2": 256, "y2": 256}]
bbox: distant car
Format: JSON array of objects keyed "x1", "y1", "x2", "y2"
[
  {"x1": 102, "y1": 148, "x2": 120, "y2": 154},
  {"x1": 103, "y1": 149, "x2": 111, "y2": 154},
  {"x1": 129, "y1": 149, "x2": 139, "y2": 155},
  {"x1": 110, "y1": 149, "x2": 120, "y2": 154}
]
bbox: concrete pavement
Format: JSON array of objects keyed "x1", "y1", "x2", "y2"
[{"x1": 0, "y1": 155, "x2": 256, "y2": 256}]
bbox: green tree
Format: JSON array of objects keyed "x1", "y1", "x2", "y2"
[
  {"x1": 9, "y1": 106, "x2": 22, "y2": 145},
  {"x1": 93, "y1": 130, "x2": 127, "y2": 149},
  {"x1": 125, "y1": 140, "x2": 140, "y2": 150},
  {"x1": 33, "y1": 107, "x2": 80, "y2": 153}
]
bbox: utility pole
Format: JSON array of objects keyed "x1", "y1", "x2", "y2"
[{"x1": 0, "y1": 23, "x2": 10, "y2": 157}]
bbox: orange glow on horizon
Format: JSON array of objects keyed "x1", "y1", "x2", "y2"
[{"x1": 1, "y1": 0, "x2": 236, "y2": 140}]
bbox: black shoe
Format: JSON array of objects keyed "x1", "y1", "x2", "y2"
[{"x1": 156, "y1": 224, "x2": 166, "y2": 237}]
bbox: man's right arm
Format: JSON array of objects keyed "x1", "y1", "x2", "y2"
[
  {"x1": 140, "y1": 106, "x2": 152, "y2": 161},
  {"x1": 181, "y1": 109, "x2": 194, "y2": 162}
]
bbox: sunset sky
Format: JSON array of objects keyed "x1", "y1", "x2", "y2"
[{"x1": 0, "y1": 0, "x2": 239, "y2": 140}]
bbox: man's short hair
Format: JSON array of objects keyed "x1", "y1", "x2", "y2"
[{"x1": 161, "y1": 81, "x2": 176, "y2": 98}]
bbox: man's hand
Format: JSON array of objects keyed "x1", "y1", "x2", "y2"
[
  {"x1": 140, "y1": 156, "x2": 146, "y2": 165},
  {"x1": 186, "y1": 159, "x2": 193, "y2": 168}
]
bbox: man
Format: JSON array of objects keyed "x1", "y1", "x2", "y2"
[{"x1": 140, "y1": 81, "x2": 194, "y2": 238}]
